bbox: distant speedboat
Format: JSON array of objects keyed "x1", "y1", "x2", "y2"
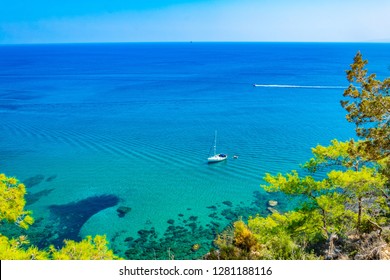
[{"x1": 207, "y1": 131, "x2": 227, "y2": 163}]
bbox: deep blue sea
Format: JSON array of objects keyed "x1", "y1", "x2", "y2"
[{"x1": 1, "y1": 43, "x2": 389, "y2": 259}]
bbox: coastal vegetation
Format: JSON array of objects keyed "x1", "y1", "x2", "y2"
[{"x1": 206, "y1": 52, "x2": 390, "y2": 260}]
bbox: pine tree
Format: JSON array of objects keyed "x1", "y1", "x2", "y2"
[{"x1": 342, "y1": 51, "x2": 390, "y2": 160}]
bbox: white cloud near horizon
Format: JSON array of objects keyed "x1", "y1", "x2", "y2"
[{"x1": 1, "y1": 0, "x2": 390, "y2": 44}]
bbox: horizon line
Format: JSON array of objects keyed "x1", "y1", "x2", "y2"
[{"x1": 1, "y1": 41, "x2": 390, "y2": 46}]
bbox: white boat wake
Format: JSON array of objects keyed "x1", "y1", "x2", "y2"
[{"x1": 253, "y1": 84, "x2": 345, "y2": 89}]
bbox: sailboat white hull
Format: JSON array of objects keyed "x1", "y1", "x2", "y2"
[{"x1": 207, "y1": 154, "x2": 228, "y2": 163}]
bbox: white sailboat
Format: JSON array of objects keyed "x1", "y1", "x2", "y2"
[{"x1": 207, "y1": 131, "x2": 227, "y2": 163}]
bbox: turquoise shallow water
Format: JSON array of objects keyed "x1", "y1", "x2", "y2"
[{"x1": 0, "y1": 43, "x2": 389, "y2": 259}]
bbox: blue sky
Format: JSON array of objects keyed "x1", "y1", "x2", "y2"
[{"x1": 1, "y1": 0, "x2": 390, "y2": 44}]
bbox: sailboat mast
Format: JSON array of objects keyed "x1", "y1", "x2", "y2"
[{"x1": 214, "y1": 130, "x2": 217, "y2": 155}]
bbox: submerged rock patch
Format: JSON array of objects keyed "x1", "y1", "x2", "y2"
[
  {"x1": 26, "y1": 188, "x2": 55, "y2": 205},
  {"x1": 49, "y1": 194, "x2": 119, "y2": 246},
  {"x1": 222, "y1": 201, "x2": 233, "y2": 207},
  {"x1": 46, "y1": 175, "x2": 57, "y2": 182},
  {"x1": 23, "y1": 175, "x2": 45, "y2": 188},
  {"x1": 117, "y1": 206, "x2": 132, "y2": 218}
]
